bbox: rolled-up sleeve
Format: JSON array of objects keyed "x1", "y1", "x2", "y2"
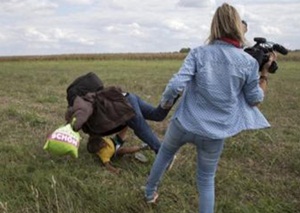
[{"x1": 161, "y1": 50, "x2": 197, "y2": 106}]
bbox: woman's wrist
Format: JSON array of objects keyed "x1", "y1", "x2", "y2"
[
  {"x1": 259, "y1": 75, "x2": 268, "y2": 84},
  {"x1": 260, "y1": 75, "x2": 268, "y2": 80}
]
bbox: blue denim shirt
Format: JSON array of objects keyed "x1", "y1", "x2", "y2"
[{"x1": 161, "y1": 40, "x2": 270, "y2": 139}]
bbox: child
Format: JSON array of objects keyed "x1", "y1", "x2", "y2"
[{"x1": 88, "y1": 127, "x2": 149, "y2": 174}]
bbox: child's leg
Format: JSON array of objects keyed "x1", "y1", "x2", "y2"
[
  {"x1": 116, "y1": 145, "x2": 141, "y2": 155},
  {"x1": 114, "y1": 126, "x2": 149, "y2": 155}
]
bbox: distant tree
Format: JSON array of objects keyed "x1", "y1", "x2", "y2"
[{"x1": 179, "y1": 47, "x2": 191, "y2": 53}]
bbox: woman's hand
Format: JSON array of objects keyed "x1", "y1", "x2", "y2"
[{"x1": 261, "y1": 51, "x2": 277, "y2": 76}]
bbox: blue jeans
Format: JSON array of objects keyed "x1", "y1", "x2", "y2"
[
  {"x1": 126, "y1": 93, "x2": 170, "y2": 153},
  {"x1": 145, "y1": 118, "x2": 224, "y2": 213}
]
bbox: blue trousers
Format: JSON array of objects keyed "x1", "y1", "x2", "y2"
[
  {"x1": 145, "y1": 118, "x2": 225, "y2": 213},
  {"x1": 126, "y1": 93, "x2": 170, "y2": 153}
]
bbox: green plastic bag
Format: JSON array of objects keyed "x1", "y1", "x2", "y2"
[{"x1": 44, "y1": 123, "x2": 81, "y2": 158}]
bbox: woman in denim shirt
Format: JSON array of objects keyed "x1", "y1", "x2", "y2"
[{"x1": 144, "y1": 3, "x2": 276, "y2": 213}]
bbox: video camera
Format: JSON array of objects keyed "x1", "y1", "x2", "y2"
[{"x1": 244, "y1": 37, "x2": 288, "y2": 73}]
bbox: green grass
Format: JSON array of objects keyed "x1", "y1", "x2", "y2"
[{"x1": 0, "y1": 59, "x2": 299, "y2": 213}]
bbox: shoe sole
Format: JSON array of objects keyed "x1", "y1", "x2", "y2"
[{"x1": 146, "y1": 192, "x2": 159, "y2": 204}]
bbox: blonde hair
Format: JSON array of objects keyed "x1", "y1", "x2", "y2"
[{"x1": 207, "y1": 3, "x2": 245, "y2": 45}]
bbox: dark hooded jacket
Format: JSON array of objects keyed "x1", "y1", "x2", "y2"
[{"x1": 65, "y1": 86, "x2": 135, "y2": 136}]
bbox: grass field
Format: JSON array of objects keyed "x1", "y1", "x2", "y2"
[{"x1": 0, "y1": 55, "x2": 299, "y2": 213}]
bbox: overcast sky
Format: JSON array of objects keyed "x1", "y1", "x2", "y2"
[{"x1": 0, "y1": 0, "x2": 299, "y2": 56}]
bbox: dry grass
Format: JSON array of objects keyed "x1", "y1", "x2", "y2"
[{"x1": 0, "y1": 57, "x2": 299, "y2": 213}]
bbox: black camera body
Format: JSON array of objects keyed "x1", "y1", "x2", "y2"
[{"x1": 244, "y1": 37, "x2": 288, "y2": 73}]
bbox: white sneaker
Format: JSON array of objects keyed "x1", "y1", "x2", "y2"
[
  {"x1": 134, "y1": 152, "x2": 148, "y2": 163},
  {"x1": 140, "y1": 143, "x2": 150, "y2": 151}
]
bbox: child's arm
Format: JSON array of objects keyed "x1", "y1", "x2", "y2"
[{"x1": 103, "y1": 162, "x2": 121, "y2": 175}]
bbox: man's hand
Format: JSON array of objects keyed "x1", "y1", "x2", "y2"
[
  {"x1": 160, "y1": 94, "x2": 181, "y2": 110},
  {"x1": 160, "y1": 102, "x2": 173, "y2": 110}
]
